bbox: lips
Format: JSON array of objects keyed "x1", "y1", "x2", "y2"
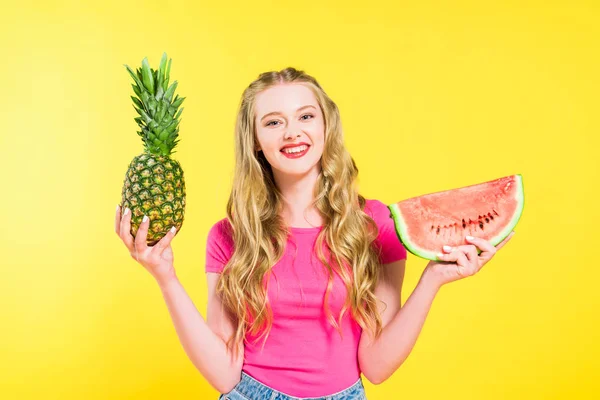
[
  {"x1": 280, "y1": 144, "x2": 310, "y2": 159},
  {"x1": 280, "y1": 142, "x2": 310, "y2": 151},
  {"x1": 281, "y1": 144, "x2": 309, "y2": 153}
]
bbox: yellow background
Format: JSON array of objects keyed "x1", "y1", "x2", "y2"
[{"x1": 1, "y1": 0, "x2": 598, "y2": 398}]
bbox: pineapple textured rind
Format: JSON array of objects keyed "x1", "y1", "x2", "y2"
[{"x1": 121, "y1": 153, "x2": 186, "y2": 246}]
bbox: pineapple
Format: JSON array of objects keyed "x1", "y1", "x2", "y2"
[{"x1": 120, "y1": 52, "x2": 186, "y2": 246}]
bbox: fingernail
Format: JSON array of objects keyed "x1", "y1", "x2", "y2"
[
  {"x1": 170, "y1": 226, "x2": 176, "y2": 233},
  {"x1": 437, "y1": 253, "x2": 444, "y2": 259},
  {"x1": 466, "y1": 235, "x2": 474, "y2": 241},
  {"x1": 443, "y1": 245, "x2": 452, "y2": 252},
  {"x1": 142, "y1": 215, "x2": 148, "y2": 223},
  {"x1": 116, "y1": 204, "x2": 120, "y2": 212},
  {"x1": 124, "y1": 208, "x2": 129, "y2": 216}
]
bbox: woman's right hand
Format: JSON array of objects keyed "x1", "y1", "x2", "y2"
[{"x1": 115, "y1": 205, "x2": 178, "y2": 285}]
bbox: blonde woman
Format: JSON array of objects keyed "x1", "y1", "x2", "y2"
[{"x1": 115, "y1": 67, "x2": 513, "y2": 400}]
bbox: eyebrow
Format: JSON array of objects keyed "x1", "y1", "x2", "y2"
[{"x1": 259, "y1": 105, "x2": 317, "y2": 122}]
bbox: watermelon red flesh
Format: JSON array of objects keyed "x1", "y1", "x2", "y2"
[{"x1": 388, "y1": 174, "x2": 524, "y2": 261}]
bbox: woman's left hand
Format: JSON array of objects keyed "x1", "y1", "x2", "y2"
[{"x1": 422, "y1": 231, "x2": 515, "y2": 289}]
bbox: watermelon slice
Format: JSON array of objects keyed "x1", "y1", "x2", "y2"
[{"x1": 388, "y1": 174, "x2": 524, "y2": 261}]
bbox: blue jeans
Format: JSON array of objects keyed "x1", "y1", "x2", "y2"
[{"x1": 218, "y1": 371, "x2": 367, "y2": 400}]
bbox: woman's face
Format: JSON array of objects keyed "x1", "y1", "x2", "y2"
[{"x1": 254, "y1": 83, "x2": 325, "y2": 179}]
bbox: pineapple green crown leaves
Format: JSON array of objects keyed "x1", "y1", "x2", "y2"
[{"x1": 124, "y1": 52, "x2": 185, "y2": 157}]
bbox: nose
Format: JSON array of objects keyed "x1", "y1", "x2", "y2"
[
  {"x1": 284, "y1": 117, "x2": 305, "y2": 140},
  {"x1": 284, "y1": 125, "x2": 302, "y2": 140},
  {"x1": 284, "y1": 130, "x2": 301, "y2": 140}
]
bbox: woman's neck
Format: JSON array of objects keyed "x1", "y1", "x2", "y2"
[{"x1": 274, "y1": 167, "x2": 323, "y2": 228}]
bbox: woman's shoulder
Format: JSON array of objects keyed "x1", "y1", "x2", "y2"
[
  {"x1": 205, "y1": 217, "x2": 235, "y2": 272},
  {"x1": 363, "y1": 198, "x2": 391, "y2": 220},
  {"x1": 207, "y1": 217, "x2": 234, "y2": 243},
  {"x1": 363, "y1": 197, "x2": 408, "y2": 262}
]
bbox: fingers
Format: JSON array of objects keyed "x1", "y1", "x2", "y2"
[
  {"x1": 438, "y1": 248, "x2": 469, "y2": 266},
  {"x1": 465, "y1": 235, "x2": 496, "y2": 255},
  {"x1": 444, "y1": 244, "x2": 480, "y2": 261},
  {"x1": 117, "y1": 205, "x2": 175, "y2": 262},
  {"x1": 466, "y1": 232, "x2": 515, "y2": 259},
  {"x1": 463, "y1": 245, "x2": 479, "y2": 264},
  {"x1": 435, "y1": 232, "x2": 516, "y2": 282},
  {"x1": 437, "y1": 250, "x2": 472, "y2": 276},
  {"x1": 150, "y1": 226, "x2": 177, "y2": 257},
  {"x1": 119, "y1": 207, "x2": 135, "y2": 250}
]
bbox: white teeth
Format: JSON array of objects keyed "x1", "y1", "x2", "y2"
[{"x1": 282, "y1": 145, "x2": 308, "y2": 154}]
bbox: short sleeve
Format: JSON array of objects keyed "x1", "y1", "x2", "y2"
[
  {"x1": 365, "y1": 199, "x2": 407, "y2": 264},
  {"x1": 205, "y1": 218, "x2": 235, "y2": 273}
]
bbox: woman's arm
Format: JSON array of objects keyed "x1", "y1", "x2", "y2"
[
  {"x1": 158, "y1": 273, "x2": 243, "y2": 393},
  {"x1": 359, "y1": 233, "x2": 513, "y2": 384},
  {"x1": 358, "y1": 260, "x2": 439, "y2": 384}
]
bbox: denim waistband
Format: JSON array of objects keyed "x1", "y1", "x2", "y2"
[{"x1": 219, "y1": 371, "x2": 366, "y2": 400}]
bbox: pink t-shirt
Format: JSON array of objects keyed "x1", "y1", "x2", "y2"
[{"x1": 205, "y1": 198, "x2": 407, "y2": 397}]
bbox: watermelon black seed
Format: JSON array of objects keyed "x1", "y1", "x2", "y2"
[
  {"x1": 431, "y1": 225, "x2": 434, "y2": 231},
  {"x1": 462, "y1": 219, "x2": 466, "y2": 229},
  {"x1": 436, "y1": 226, "x2": 440, "y2": 234},
  {"x1": 479, "y1": 221, "x2": 484, "y2": 230},
  {"x1": 485, "y1": 218, "x2": 490, "y2": 223}
]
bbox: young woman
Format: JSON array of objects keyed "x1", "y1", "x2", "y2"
[{"x1": 115, "y1": 67, "x2": 514, "y2": 400}]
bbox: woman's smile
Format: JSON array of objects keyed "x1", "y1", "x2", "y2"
[{"x1": 280, "y1": 144, "x2": 310, "y2": 158}]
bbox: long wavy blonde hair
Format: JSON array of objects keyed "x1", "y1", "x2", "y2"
[{"x1": 217, "y1": 67, "x2": 384, "y2": 360}]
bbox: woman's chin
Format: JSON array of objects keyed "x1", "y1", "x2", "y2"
[{"x1": 273, "y1": 163, "x2": 320, "y2": 178}]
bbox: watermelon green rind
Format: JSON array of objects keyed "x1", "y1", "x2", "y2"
[
  {"x1": 389, "y1": 202, "x2": 439, "y2": 260},
  {"x1": 387, "y1": 174, "x2": 524, "y2": 261},
  {"x1": 487, "y1": 174, "x2": 524, "y2": 248}
]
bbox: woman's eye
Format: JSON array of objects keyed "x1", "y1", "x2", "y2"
[{"x1": 266, "y1": 114, "x2": 313, "y2": 127}]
